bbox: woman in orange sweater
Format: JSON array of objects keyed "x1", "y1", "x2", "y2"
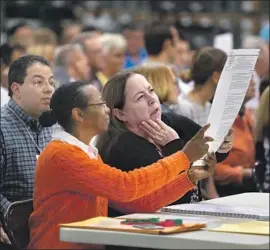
[{"x1": 28, "y1": 81, "x2": 216, "y2": 249}]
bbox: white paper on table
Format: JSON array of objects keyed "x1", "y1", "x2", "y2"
[
  {"x1": 193, "y1": 49, "x2": 260, "y2": 166},
  {"x1": 213, "y1": 32, "x2": 234, "y2": 55}
]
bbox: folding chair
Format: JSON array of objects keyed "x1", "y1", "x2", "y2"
[{"x1": 1, "y1": 199, "x2": 33, "y2": 249}]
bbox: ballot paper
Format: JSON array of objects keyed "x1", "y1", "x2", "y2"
[
  {"x1": 213, "y1": 32, "x2": 234, "y2": 55},
  {"x1": 193, "y1": 49, "x2": 260, "y2": 166}
]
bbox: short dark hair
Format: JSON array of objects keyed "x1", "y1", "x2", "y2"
[
  {"x1": 0, "y1": 43, "x2": 13, "y2": 66},
  {"x1": 190, "y1": 47, "x2": 227, "y2": 85},
  {"x1": 39, "y1": 81, "x2": 89, "y2": 133},
  {"x1": 144, "y1": 22, "x2": 173, "y2": 56},
  {"x1": 82, "y1": 25, "x2": 101, "y2": 33},
  {"x1": 8, "y1": 55, "x2": 50, "y2": 97},
  {"x1": 0, "y1": 43, "x2": 25, "y2": 66},
  {"x1": 7, "y1": 21, "x2": 28, "y2": 37},
  {"x1": 123, "y1": 22, "x2": 145, "y2": 32}
]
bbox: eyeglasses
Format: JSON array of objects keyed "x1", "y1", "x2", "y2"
[
  {"x1": 33, "y1": 79, "x2": 59, "y2": 89},
  {"x1": 87, "y1": 101, "x2": 107, "y2": 108}
]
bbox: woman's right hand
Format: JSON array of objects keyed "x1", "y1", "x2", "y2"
[
  {"x1": 139, "y1": 119, "x2": 179, "y2": 146},
  {"x1": 188, "y1": 152, "x2": 217, "y2": 183},
  {"x1": 182, "y1": 124, "x2": 213, "y2": 163}
]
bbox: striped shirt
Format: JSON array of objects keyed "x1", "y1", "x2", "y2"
[{"x1": 0, "y1": 99, "x2": 52, "y2": 215}]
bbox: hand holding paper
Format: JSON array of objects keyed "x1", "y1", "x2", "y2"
[
  {"x1": 193, "y1": 49, "x2": 260, "y2": 167},
  {"x1": 182, "y1": 124, "x2": 213, "y2": 163},
  {"x1": 188, "y1": 152, "x2": 217, "y2": 182}
]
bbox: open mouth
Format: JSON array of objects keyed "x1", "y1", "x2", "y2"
[
  {"x1": 150, "y1": 108, "x2": 160, "y2": 117},
  {"x1": 42, "y1": 98, "x2": 51, "y2": 103}
]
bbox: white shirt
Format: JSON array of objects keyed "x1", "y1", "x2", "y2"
[
  {"x1": 52, "y1": 129, "x2": 98, "y2": 159},
  {"x1": 170, "y1": 95, "x2": 211, "y2": 126},
  {"x1": 1, "y1": 87, "x2": 9, "y2": 107},
  {"x1": 177, "y1": 78, "x2": 194, "y2": 96}
]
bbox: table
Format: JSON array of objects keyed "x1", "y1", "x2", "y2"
[{"x1": 60, "y1": 192, "x2": 270, "y2": 249}]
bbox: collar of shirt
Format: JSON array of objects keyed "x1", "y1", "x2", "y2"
[
  {"x1": 7, "y1": 98, "x2": 39, "y2": 128},
  {"x1": 52, "y1": 129, "x2": 98, "y2": 159}
]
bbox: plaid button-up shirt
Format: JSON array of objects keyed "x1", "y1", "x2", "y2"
[{"x1": 0, "y1": 99, "x2": 52, "y2": 215}]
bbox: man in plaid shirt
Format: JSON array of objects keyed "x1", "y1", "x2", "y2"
[{"x1": 0, "y1": 55, "x2": 56, "y2": 219}]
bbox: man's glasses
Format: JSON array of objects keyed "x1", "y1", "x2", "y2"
[{"x1": 33, "y1": 79, "x2": 59, "y2": 89}]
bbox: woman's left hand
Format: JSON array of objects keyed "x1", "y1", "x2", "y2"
[
  {"x1": 140, "y1": 119, "x2": 179, "y2": 146},
  {"x1": 218, "y1": 129, "x2": 233, "y2": 153}
]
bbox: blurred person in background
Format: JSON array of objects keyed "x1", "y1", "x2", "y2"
[
  {"x1": 242, "y1": 36, "x2": 270, "y2": 112},
  {"x1": 60, "y1": 22, "x2": 82, "y2": 44},
  {"x1": 27, "y1": 44, "x2": 56, "y2": 63},
  {"x1": 214, "y1": 79, "x2": 258, "y2": 197},
  {"x1": 27, "y1": 28, "x2": 58, "y2": 63},
  {"x1": 8, "y1": 21, "x2": 34, "y2": 50},
  {"x1": 0, "y1": 43, "x2": 26, "y2": 89},
  {"x1": 174, "y1": 38, "x2": 194, "y2": 96},
  {"x1": 0, "y1": 43, "x2": 26, "y2": 106},
  {"x1": 143, "y1": 22, "x2": 192, "y2": 96},
  {"x1": 122, "y1": 23, "x2": 148, "y2": 69},
  {"x1": 174, "y1": 39, "x2": 190, "y2": 73},
  {"x1": 31, "y1": 28, "x2": 58, "y2": 46},
  {"x1": 132, "y1": 62, "x2": 179, "y2": 113},
  {"x1": 96, "y1": 33, "x2": 127, "y2": 87},
  {"x1": 170, "y1": 47, "x2": 228, "y2": 199},
  {"x1": 71, "y1": 32, "x2": 105, "y2": 91},
  {"x1": 170, "y1": 47, "x2": 227, "y2": 126},
  {"x1": 8, "y1": 22, "x2": 33, "y2": 39},
  {"x1": 174, "y1": 22, "x2": 195, "y2": 70},
  {"x1": 144, "y1": 22, "x2": 177, "y2": 66},
  {"x1": 53, "y1": 44, "x2": 90, "y2": 86},
  {"x1": 254, "y1": 86, "x2": 269, "y2": 193},
  {"x1": 172, "y1": 27, "x2": 192, "y2": 73},
  {"x1": 82, "y1": 24, "x2": 103, "y2": 34}
]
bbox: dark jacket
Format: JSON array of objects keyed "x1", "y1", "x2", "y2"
[{"x1": 100, "y1": 112, "x2": 229, "y2": 217}]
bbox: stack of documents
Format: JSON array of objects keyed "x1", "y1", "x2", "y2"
[{"x1": 160, "y1": 203, "x2": 269, "y2": 221}]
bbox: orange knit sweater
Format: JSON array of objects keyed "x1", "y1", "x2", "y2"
[{"x1": 28, "y1": 141, "x2": 191, "y2": 249}]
